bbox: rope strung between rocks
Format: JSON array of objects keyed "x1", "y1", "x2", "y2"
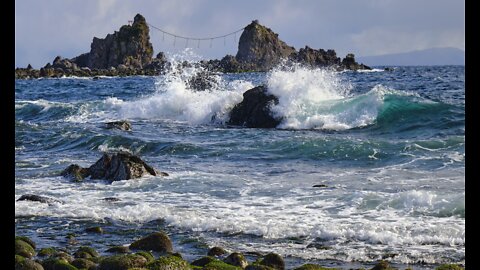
[{"x1": 147, "y1": 22, "x2": 245, "y2": 47}]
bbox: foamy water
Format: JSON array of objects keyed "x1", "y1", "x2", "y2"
[{"x1": 15, "y1": 55, "x2": 465, "y2": 268}]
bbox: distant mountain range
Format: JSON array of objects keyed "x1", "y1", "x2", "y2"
[{"x1": 357, "y1": 47, "x2": 465, "y2": 66}]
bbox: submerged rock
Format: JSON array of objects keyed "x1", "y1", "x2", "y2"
[
  {"x1": 228, "y1": 85, "x2": 281, "y2": 128},
  {"x1": 105, "y1": 120, "x2": 132, "y2": 131},
  {"x1": 61, "y1": 164, "x2": 90, "y2": 182},
  {"x1": 17, "y1": 194, "x2": 63, "y2": 205}
]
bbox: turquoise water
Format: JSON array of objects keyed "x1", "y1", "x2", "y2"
[{"x1": 15, "y1": 63, "x2": 465, "y2": 269}]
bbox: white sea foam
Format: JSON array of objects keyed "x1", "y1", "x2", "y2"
[
  {"x1": 266, "y1": 65, "x2": 396, "y2": 130},
  {"x1": 102, "y1": 50, "x2": 253, "y2": 125}
]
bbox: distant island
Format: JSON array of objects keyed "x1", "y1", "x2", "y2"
[
  {"x1": 357, "y1": 47, "x2": 465, "y2": 66},
  {"x1": 15, "y1": 14, "x2": 369, "y2": 79}
]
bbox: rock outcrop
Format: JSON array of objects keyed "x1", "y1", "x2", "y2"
[
  {"x1": 236, "y1": 20, "x2": 296, "y2": 70},
  {"x1": 61, "y1": 152, "x2": 167, "y2": 182},
  {"x1": 15, "y1": 17, "x2": 370, "y2": 79},
  {"x1": 72, "y1": 14, "x2": 153, "y2": 69},
  {"x1": 105, "y1": 120, "x2": 132, "y2": 131},
  {"x1": 228, "y1": 85, "x2": 282, "y2": 128}
]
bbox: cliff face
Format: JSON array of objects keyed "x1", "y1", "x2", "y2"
[
  {"x1": 236, "y1": 20, "x2": 296, "y2": 70},
  {"x1": 73, "y1": 14, "x2": 154, "y2": 69}
]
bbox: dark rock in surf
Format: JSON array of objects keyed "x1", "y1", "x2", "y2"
[
  {"x1": 228, "y1": 85, "x2": 282, "y2": 128},
  {"x1": 61, "y1": 164, "x2": 90, "y2": 181},
  {"x1": 341, "y1": 53, "x2": 371, "y2": 70},
  {"x1": 129, "y1": 231, "x2": 173, "y2": 253},
  {"x1": 17, "y1": 194, "x2": 63, "y2": 205},
  {"x1": 105, "y1": 120, "x2": 132, "y2": 131},
  {"x1": 61, "y1": 152, "x2": 166, "y2": 182},
  {"x1": 187, "y1": 71, "x2": 219, "y2": 91},
  {"x1": 88, "y1": 152, "x2": 159, "y2": 181}
]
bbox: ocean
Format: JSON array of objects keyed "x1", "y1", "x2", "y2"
[{"x1": 15, "y1": 55, "x2": 465, "y2": 269}]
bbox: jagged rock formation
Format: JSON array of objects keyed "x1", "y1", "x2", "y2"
[
  {"x1": 15, "y1": 17, "x2": 370, "y2": 79},
  {"x1": 228, "y1": 85, "x2": 282, "y2": 128},
  {"x1": 61, "y1": 152, "x2": 168, "y2": 182},
  {"x1": 72, "y1": 14, "x2": 153, "y2": 69},
  {"x1": 235, "y1": 20, "x2": 296, "y2": 70}
]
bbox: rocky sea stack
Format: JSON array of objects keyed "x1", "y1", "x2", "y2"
[
  {"x1": 15, "y1": 15, "x2": 370, "y2": 79},
  {"x1": 72, "y1": 14, "x2": 153, "y2": 69}
]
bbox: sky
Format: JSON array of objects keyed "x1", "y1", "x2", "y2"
[{"x1": 15, "y1": 0, "x2": 465, "y2": 68}]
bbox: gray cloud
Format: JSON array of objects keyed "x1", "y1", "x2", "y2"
[{"x1": 15, "y1": 0, "x2": 464, "y2": 68}]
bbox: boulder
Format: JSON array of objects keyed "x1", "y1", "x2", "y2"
[
  {"x1": 15, "y1": 238, "x2": 36, "y2": 258},
  {"x1": 15, "y1": 258, "x2": 45, "y2": 270},
  {"x1": 98, "y1": 254, "x2": 147, "y2": 270},
  {"x1": 89, "y1": 152, "x2": 159, "y2": 181},
  {"x1": 187, "y1": 71, "x2": 219, "y2": 91},
  {"x1": 236, "y1": 20, "x2": 295, "y2": 71},
  {"x1": 129, "y1": 232, "x2": 173, "y2": 253},
  {"x1": 71, "y1": 258, "x2": 97, "y2": 270},
  {"x1": 145, "y1": 255, "x2": 191, "y2": 270},
  {"x1": 223, "y1": 252, "x2": 249, "y2": 269},
  {"x1": 207, "y1": 246, "x2": 227, "y2": 257},
  {"x1": 106, "y1": 246, "x2": 131, "y2": 254},
  {"x1": 257, "y1": 253, "x2": 284, "y2": 270},
  {"x1": 228, "y1": 85, "x2": 281, "y2": 128}
]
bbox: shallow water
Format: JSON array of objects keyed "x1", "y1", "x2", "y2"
[{"x1": 15, "y1": 60, "x2": 465, "y2": 269}]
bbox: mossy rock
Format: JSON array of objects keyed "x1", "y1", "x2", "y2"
[
  {"x1": 223, "y1": 253, "x2": 248, "y2": 269},
  {"x1": 293, "y1": 264, "x2": 339, "y2": 270},
  {"x1": 257, "y1": 253, "x2": 284, "y2": 270},
  {"x1": 208, "y1": 247, "x2": 227, "y2": 257},
  {"x1": 41, "y1": 257, "x2": 78, "y2": 270},
  {"x1": 135, "y1": 251, "x2": 155, "y2": 263},
  {"x1": 435, "y1": 265, "x2": 464, "y2": 270},
  {"x1": 15, "y1": 257, "x2": 45, "y2": 270},
  {"x1": 38, "y1": 247, "x2": 57, "y2": 257},
  {"x1": 191, "y1": 256, "x2": 215, "y2": 267},
  {"x1": 370, "y1": 260, "x2": 395, "y2": 270},
  {"x1": 99, "y1": 254, "x2": 148, "y2": 270},
  {"x1": 204, "y1": 260, "x2": 243, "y2": 270},
  {"x1": 106, "y1": 245, "x2": 131, "y2": 254},
  {"x1": 16, "y1": 254, "x2": 26, "y2": 264},
  {"x1": 15, "y1": 236, "x2": 37, "y2": 249},
  {"x1": 245, "y1": 265, "x2": 274, "y2": 270},
  {"x1": 16, "y1": 239, "x2": 36, "y2": 258},
  {"x1": 74, "y1": 246, "x2": 99, "y2": 258},
  {"x1": 71, "y1": 258, "x2": 97, "y2": 269},
  {"x1": 130, "y1": 232, "x2": 173, "y2": 253},
  {"x1": 145, "y1": 255, "x2": 191, "y2": 270}
]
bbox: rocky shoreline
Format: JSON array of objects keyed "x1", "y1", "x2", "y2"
[
  {"x1": 15, "y1": 14, "x2": 370, "y2": 80},
  {"x1": 15, "y1": 232, "x2": 464, "y2": 270}
]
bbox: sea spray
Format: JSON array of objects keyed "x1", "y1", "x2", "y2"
[{"x1": 105, "y1": 49, "x2": 254, "y2": 124}]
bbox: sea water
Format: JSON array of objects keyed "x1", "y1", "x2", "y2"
[{"x1": 15, "y1": 53, "x2": 465, "y2": 269}]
